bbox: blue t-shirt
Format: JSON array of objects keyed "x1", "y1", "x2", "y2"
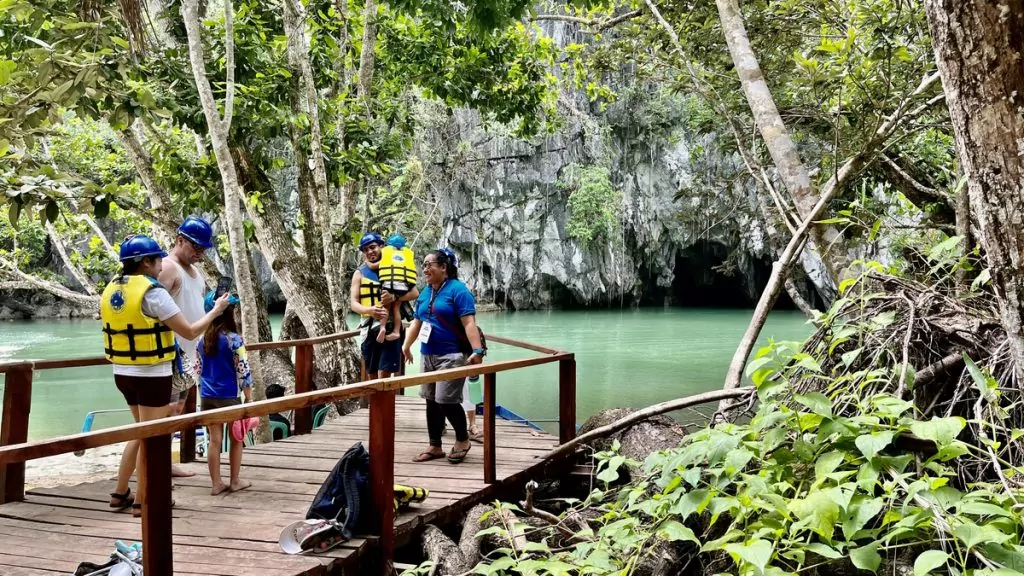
[{"x1": 414, "y1": 279, "x2": 476, "y2": 356}]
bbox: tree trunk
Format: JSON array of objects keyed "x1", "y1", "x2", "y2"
[
  {"x1": 80, "y1": 213, "x2": 116, "y2": 255},
  {"x1": 44, "y1": 221, "x2": 98, "y2": 296},
  {"x1": 180, "y1": 0, "x2": 264, "y2": 394},
  {"x1": 924, "y1": 0, "x2": 1024, "y2": 379},
  {"x1": 356, "y1": 0, "x2": 377, "y2": 104},
  {"x1": 282, "y1": 0, "x2": 348, "y2": 332},
  {"x1": 115, "y1": 125, "x2": 187, "y2": 245},
  {"x1": 713, "y1": 0, "x2": 843, "y2": 290}
]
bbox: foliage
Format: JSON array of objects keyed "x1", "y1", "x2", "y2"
[
  {"x1": 458, "y1": 368, "x2": 1024, "y2": 575},
  {"x1": 558, "y1": 164, "x2": 623, "y2": 248}
]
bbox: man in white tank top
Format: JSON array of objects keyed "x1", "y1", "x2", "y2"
[{"x1": 158, "y1": 216, "x2": 215, "y2": 478}]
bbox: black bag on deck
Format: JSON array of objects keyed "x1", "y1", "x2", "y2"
[{"x1": 306, "y1": 441, "x2": 370, "y2": 538}]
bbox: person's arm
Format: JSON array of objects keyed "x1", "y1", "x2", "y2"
[
  {"x1": 156, "y1": 258, "x2": 181, "y2": 296},
  {"x1": 162, "y1": 294, "x2": 230, "y2": 340},
  {"x1": 231, "y1": 334, "x2": 254, "y2": 401},
  {"x1": 350, "y1": 270, "x2": 387, "y2": 319},
  {"x1": 455, "y1": 287, "x2": 483, "y2": 363},
  {"x1": 399, "y1": 286, "x2": 419, "y2": 302},
  {"x1": 402, "y1": 319, "x2": 422, "y2": 364}
]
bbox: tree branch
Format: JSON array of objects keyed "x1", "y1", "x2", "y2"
[
  {"x1": 542, "y1": 388, "x2": 753, "y2": 461},
  {"x1": 0, "y1": 256, "x2": 99, "y2": 308},
  {"x1": 530, "y1": 9, "x2": 642, "y2": 31},
  {"x1": 44, "y1": 220, "x2": 97, "y2": 296}
]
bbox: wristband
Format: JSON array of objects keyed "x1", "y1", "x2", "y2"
[{"x1": 472, "y1": 348, "x2": 486, "y2": 357}]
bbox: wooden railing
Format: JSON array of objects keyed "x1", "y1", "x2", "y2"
[{"x1": 0, "y1": 330, "x2": 576, "y2": 575}]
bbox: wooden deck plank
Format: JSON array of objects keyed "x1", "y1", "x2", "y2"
[{"x1": 0, "y1": 396, "x2": 570, "y2": 575}]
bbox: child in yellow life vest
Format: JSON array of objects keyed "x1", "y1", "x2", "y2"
[{"x1": 369, "y1": 233, "x2": 417, "y2": 343}]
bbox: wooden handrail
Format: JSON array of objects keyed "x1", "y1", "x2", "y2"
[
  {"x1": 0, "y1": 328, "x2": 577, "y2": 576},
  {"x1": 0, "y1": 331, "x2": 361, "y2": 374},
  {"x1": 0, "y1": 352, "x2": 572, "y2": 465}
]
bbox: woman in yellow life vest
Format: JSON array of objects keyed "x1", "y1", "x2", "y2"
[
  {"x1": 101, "y1": 234, "x2": 231, "y2": 518},
  {"x1": 372, "y1": 233, "x2": 417, "y2": 343}
]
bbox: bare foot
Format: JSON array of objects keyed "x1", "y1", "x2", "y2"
[
  {"x1": 375, "y1": 329, "x2": 387, "y2": 344},
  {"x1": 171, "y1": 464, "x2": 196, "y2": 478},
  {"x1": 211, "y1": 482, "x2": 229, "y2": 496},
  {"x1": 385, "y1": 332, "x2": 401, "y2": 341},
  {"x1": 229, "y1": 479, "x2": 252, "y2": 492}
]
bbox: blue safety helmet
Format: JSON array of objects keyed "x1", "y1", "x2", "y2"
[
  {"x1": 386, "y1": 233, "x2": 407, "y2": 249},
  {"x1": 438, "y1": 247, "x2": 458, "y2": 268},
  {"x1": 119, "y1": 234, "x2": 168, "y2": 262},
  {"x1": 358, "y1": 232, "x2": 384, "y2": 251},
  {"x1": 204, "y1": 290, "x2": 240, "y2": 313},
  {"x1": 178, "y1": 216, "x2": 215, "y2": 249}
]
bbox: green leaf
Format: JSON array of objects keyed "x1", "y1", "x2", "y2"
[
  {"x1": 843, "y1": 494, "x2": 884, "y2": 540},
  {"x1": 657, "y1": 520, "x2": 700, "y2": 545},
  {"x1": 909, "y1": 417, "x2": 965, "y2": 447},
  {"x1": 597, "y1": 455, "x2": 625, "y2": 483},
  {"x1": 805, "y1": 542, "x2": 842, "y2": 560},
  {"x1": 814, "y1": 451, "x2": 845, "y2": 483},
  {"x1": 958, "y1": 501, "x2": 1013, "y2": 518},
  {"x1": 7, "y1": 202, "x2": 20, "y2": 228},
  {"x1": 44, "y1": 200, "x2": 58, "y2": 223},
  {"x1": 850, "y1": 542, "x2": 882, "y2": 574},
  {"x1": 855, "y1": 431, "x2": 894, "y2": 460},
  {"x1": 913, "y1": 550, "x2": 948, "y2": 576},
  {"x1": 723, "y1": 539, "x2": 773, "y2": 576},
  {"x1": 953, "y1": 520, "x2": 1013, "y2": 550},
  {"x1": 671, "y1": 489, "x2": 710, "y2": 521},
  {"x1": 795, "y1": 392, "x2": 833, "y2": 417},
  {"x1": 0, "y1": 60, "x2": 15, "y2": 84},
  {"x1": 790, "y1": 490, "x2": 840, "y2": 540}
]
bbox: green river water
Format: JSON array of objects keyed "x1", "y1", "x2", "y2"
[{"x1": 0, "y1": 309, "x2": 812, "y2": 441}]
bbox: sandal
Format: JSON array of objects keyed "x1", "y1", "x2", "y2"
[
  {"x1": 447, "y1": 445, "x2": 471, "y2": 464},
  {"x1": 109, "y1": 488, "x2": 134, "y2": 510},
  {"x1": 469, "y1": 426, "x2": 484, "y2": 444},
  {"x1": 412, "y1": 451, "x2": 446, "y2": 462}
]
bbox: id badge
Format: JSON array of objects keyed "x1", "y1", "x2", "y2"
[{"x1": 418, "y1": 322, "x2": 433, "y2": 344}]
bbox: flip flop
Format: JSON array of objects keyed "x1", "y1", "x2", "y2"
[
  {"x1": 413, "y1": 451, "x2": 445, "y2": 462},
  {"x1": 447, "y1": 445, "x2": 470, "y2": 464}
]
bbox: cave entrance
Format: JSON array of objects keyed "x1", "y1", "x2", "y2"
[{"x1": 664, "y1": 240, "x2": 805, "y2": 309}]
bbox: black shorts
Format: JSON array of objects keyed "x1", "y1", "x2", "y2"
[
  {"x1": 360, "y1": 324, "x2": 404, "y2": 376},
  {"x1": 115, "y1": 374, "x2": 172, "y2": 408}
]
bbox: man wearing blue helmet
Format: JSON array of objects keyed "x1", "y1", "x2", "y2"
[
  {"x1": 349, "y1": 232, "x2": 420, "y2": 380},
  {"x1": 157, "y1": 215, "x2": 215, "y2": 478}
]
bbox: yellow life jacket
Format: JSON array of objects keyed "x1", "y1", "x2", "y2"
[
  {"x1": 378, "y1": 246, "x2": 417, "y2": 287},
  {"x1": 357, "y1": 264, "x2": 382, "y2": 317},
  {"x1": 100, "y1": 275, "x2": 177, "y2": 365}
]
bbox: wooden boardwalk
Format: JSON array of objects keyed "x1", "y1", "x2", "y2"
[{"x1": 0, "y1": 396, "x2": 566, "y2": 575}]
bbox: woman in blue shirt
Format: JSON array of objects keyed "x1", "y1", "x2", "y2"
[{"x1": 402, "y1": 248, "x2": 485, "y2": 464}]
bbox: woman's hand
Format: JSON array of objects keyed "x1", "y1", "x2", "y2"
[
  {"x1": 467, "y1": 352, "x2": 483, "y2": 365},
  {"x1": 371, "y1": 305, "x2": 388, "y2": 321},
  {"x1": 403, "y1": 345, "x2": 414, "y2": 364}
]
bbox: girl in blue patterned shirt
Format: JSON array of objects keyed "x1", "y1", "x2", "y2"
[{"x1": 194, "y1": 291, "x2": 253, "y2": 495}]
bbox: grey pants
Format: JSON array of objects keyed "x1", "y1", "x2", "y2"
[{"x1": 419, "y1": 353, "x2": 467, "y2": 405}]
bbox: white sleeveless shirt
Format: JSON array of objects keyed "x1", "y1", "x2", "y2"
[{"x1": 168, "y1": 257, "x2": 206, "y2": 364}]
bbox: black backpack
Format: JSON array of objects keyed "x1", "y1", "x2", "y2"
[{"x1": 306, "y1": 442, "x2": 370, "y2": 539}]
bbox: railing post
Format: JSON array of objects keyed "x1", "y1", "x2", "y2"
[
  {"x1": 368, "y1": 389, "x2": 396, "y2": 569},
  {"x1": 559, "y1": 357, "x2": 576, "y2": 444},
  {"x1": 0, "y1": 367, "x2": 32, "y2": 504},
  {"x1": 179, "y1": 386, "x2": 197, "y2": 463},
  {"x1": 294, "y1": 344, "x2": 314, "y2": 435},
  {"x1": 483, "y1": 372, "x2": 496, "y2": 484},
  {"x1": 141, "y1": 433, "x2": 173, "y2": 576}
]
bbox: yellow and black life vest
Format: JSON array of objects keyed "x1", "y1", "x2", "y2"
[
  {"x1": 357, "y1": 264, "x2": 382, "y2": 317},
  {"x1": 99, "y1": 275, "x2": 177, "y2": 365},
  {"x1": 378, "y1": 246, "x2": 417, "y2": 287}
]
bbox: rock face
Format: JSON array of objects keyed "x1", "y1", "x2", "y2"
[{"x1": 423, "y1": 20, "x2": 800, "y2": 310}]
